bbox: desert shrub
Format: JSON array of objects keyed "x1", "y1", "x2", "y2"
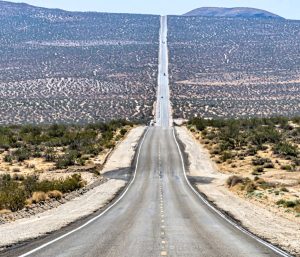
[
  {"x1": 263, "y1": 162, "x2": 275, "y2": 169},
  {"x1": 20, "y1": 125, "x2": 42, "y2": 136},
  {"x1": 281, "y1": 165, "x2": 293, "y2": 171},
  {"x1": 201, "y1": 129, "x2": 208, "y2": 136},
  {"x1": 292, "y1": 158, "x2": 300, "y2": 167},
  {"x1": 204, "y1": 131, "x2": 218, "y2": 141},
  {"x1": 12, "y1": 148, "x2": 31, "y2": 162},
  {"x1": 77, "y1": 157, "x2": 86, "y2": 166},
  {"x1": 55, "y1": 174, "x2": 84, "y2": 193},
  {"x1": 210, "y1": 147, "x2": 220, "y2": 155},
  {"x1": 256, "y1": 179, "x2": 274, "y2": 189},
  {"x1": 56, "y1": 156, "x2": 75, "y2": 169},
  {"x1": 280, "y1": 187, "x2": 289, "y2": 192},
  {"x1": 83, "y1": 145, "x2": 102, "y2": 156},
  {"x1": 3, "y1": 154, "x2": 13, "y2": 163},
  {"x1": 220, "y1": 151, "x2": 233, "y2": 162},
  {"x1": 35, "y1": 174, "x2": 84, "y2": 194},
  {"x1": 104, "y1": 141, "x2": 115, "y2": 149},
  {"x1": 12, "y1": 168, "x2": 21, "y2": 173},
  {"x1": 244, "y1": 181, "x2": 257, "y2": 193},
  {"x1": 120, "y1": 128, "x2": 127, "y2": 136},
  {"x1": 226, "y1": 175, "x2": 244, "y2": 187},
  {"x1": 252, "y1": 166, "x2": 264, "y2": 175},
  {"x1": 252, "y1": 157, "x2": 272, "y2": 166},
  {"x1": 250, "y1": 127, "x2": 281, "y2": 146},
  {"x1": 219, "y1": 140, "x2": 235, "y2": 151},
  {"x1": 47, "y1": 124, "x2": 66, "y2": 138},
  {"x1": 0, "y1": 128, "x2": 16, "y2": 149},
  {"x1": 276, "y1": 199, "x2": 286, "y2": 205},
  {"x1": 295, "y1": 205, "x2": 300, "y2": 214},
  {"x1": 23, "y1": 175, "x2": 39, "y2": 196},
  {"x1": 276, "y1": 199, "x2": 300, "y2": 208},
  {"x1": 43, "y1": 148, "x2": 56, "y2": 161},
  {"x1": 13, "y1": 174, "x2": 25, "y2": 181},
  {"x1": 194, "y1": 119, "x2": 206, "y2": 131},
  {"x1": 244, "y1": 147, "x2": 257, "y2": 156},
  {"x1": 227, "y1": 176, "x2": 256, "y2": 193},
  {"x1": 273, "y1": 142, "x2": 298, "y2": 158},
  {"x1": 55, "y1": 150, "x2": 81, "y2": 169},
  {"x1": 32, "y1": 149, "x2": 42, "y2": 158},
  {"x1": 0, "y1": 176, "x2": 26, "y2": 211}
]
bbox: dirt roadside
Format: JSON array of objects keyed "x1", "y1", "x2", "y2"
[
  {"x1": 0, "y1": 126, "x2": 145, "y2": 249},
  {"x1": 176, "y1": 126, "x2": 300, "y2": 257}
]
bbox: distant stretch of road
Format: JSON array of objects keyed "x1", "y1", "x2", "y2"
[
  {"x1": 6, "y1": 16, "x2": 290, "y2": 257},
  {"x1": 156, "y1": 16, "x2": 171, "y2": 128}
]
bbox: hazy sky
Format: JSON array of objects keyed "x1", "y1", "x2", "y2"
[{"x1": 7, "y1": 0, "x2": 300, "y2": 20}]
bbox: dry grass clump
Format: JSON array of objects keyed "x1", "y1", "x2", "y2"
[
  {"x1": 0, "y1": 209, "x2": 11, "y2": 214},
  {"x1": 26, "y1": 190, "x2": 62, "y2": 205},
  {"x1": 226, "y1": 175, "x2": 244, "y2": 187},
  {"x1": 47, "y1": 190, "x2": 62, "y2": 200},
  {"x1": 31, "y1": 191, "x2": 48, "y2": 204},
  {"x1": 227, "y1": 175, "x2": 258, "y2": 193}
]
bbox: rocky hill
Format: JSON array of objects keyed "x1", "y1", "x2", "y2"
[{"x1": 183, "y1": 7, "x2": 283, "y2": 19}]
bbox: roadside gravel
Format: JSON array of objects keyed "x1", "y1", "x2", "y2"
[{"x1": 176, "y1": 126, "x2": 300, "y2": 256}]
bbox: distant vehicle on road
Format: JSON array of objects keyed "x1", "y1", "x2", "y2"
[
  {"x1": 164, "y1": 73, "x2": 166, "y2": 76},
  {"x1": 161, "y1": 96, "x2": 164, "y2": 98}
]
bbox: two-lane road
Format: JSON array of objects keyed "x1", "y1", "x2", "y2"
[
  {"x1": 13, "y1": 128, "x2": 281, "y2": 257},
  {"x1": 4, "y1": 15, "x2": 290, "y2": 257},
  {"x1": 156, "y1": 16, "x2": 171, "y2": 128}
]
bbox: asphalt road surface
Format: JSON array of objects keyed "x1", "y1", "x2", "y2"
[
  {"x1": 156, "y1": 16, "x2": 171, "y2": 128},
  {"x1": 5, "y1": 15, "x2": 290, "y2": 257}
]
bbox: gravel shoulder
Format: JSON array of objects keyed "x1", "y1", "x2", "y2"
[
  {"x1": 0, "y1": 126, "x2": 145, "y2": 249},
  {"x1": 176, "y1": 126, "x2": 300, "y2": 256}
]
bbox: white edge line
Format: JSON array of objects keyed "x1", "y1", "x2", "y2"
[
  {"x1": 19, "y1": 127, "x2": 150, "y2": 257},
  {"x1": 172, "y1": 128, "x2": 293, "y2": 257}
]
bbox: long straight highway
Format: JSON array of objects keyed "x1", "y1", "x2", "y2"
[
  {"x1": 156, "y1": 16, "x2": 171, "y2": 128},
  {"x1": 7, "y1": 16, "x2": 290, "y2": 257}
]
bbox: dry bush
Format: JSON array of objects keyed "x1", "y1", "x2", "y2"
[
  {"x1": 295, "y1": 205, "x2": 300, "y2": 214},
  {"x1": 12, "y1": 168, "x2": 20, "y2": 173},
  {"x1": 31, "y1": 191, "x2": 48, "y2": 204},
  {"x1": 47, "y1": 190, "x2": 62, "y2": 200},
  {"x1": 244, "y1": 181, "x2": 257, "y2": 193},
  {"x1": 0, "y1": 209, "x2": 11, "y2": 214},
  {"x1": 226, "y1": 175, "x2": 244, "y2": 188}
]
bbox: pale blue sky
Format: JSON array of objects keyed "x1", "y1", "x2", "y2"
[{"x1": 8, "y1": 0, "x2": 300, "y2": 19}]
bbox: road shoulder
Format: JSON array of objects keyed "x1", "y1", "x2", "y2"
[{"x1": 176, "y1": 126, "x2": 300, "y2": 256}]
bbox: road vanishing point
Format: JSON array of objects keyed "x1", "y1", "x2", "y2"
[{"x1": 6, "y1": 16, "x2": 291, "y2": 257}]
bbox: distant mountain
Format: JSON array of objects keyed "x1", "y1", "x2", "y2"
[
  {"x1": 0, "y1": 1, "x2": 62, "y2": 15},
  {"x1": 183, "y1": 7, "x2": 283, "y2": 19},
  {"x1": 0, "y1": 0, "x2": 84, "y2": 21}
]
